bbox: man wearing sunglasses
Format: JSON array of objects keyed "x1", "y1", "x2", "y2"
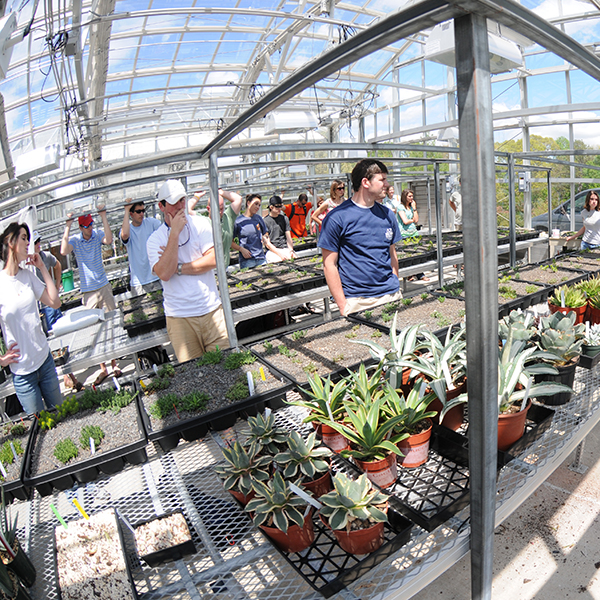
[
  {"x1": 264, "y1": 195, "x2": 296, "y2": 263},
  {"x1": 147, "y1": 179, "x2": 229, "y2": 362},
  {"x1": 120, "y1": 200, "x2": 161, "y2": 296},
  {"x1": 61, "y1": 205, "x2": 121, "y2": 385}
]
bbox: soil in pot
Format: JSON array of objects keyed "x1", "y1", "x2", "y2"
[
  {"x1": 353, "y1": 294, "x2": 466, "y2": 333},
  {"x1": 498, "y1": 399, "x2": 531, "y2": 451},
  {"x1": 55, "y1": 509, "x2": 136, "y2": 600},
  {"x1": 251, "y1": 319, "x2": 392, "y2": 384},
  {"x1": 141, "y1": 349, "x2": 286, "y2": 432}
]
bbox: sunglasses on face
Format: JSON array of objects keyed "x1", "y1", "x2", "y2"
[
  {"x1": 80, "y1": 224, "x2": 92, "y2": 229},
  {"x1": 337, "y1": 187, "x2": 345, "y2": 191},
  {"x1": 133, "y1": 208, "x2": 145, "y2": 214},
  {"x1": 273, "y1": 204, "x2": 283, "y2": 208}
]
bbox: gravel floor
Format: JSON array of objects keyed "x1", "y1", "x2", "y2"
[
  {"x1": 29, "y1": 402, "x2": 141, "y2": 476},
  {"x1": 509, "y1": 264, "x2": 587, "y2": 286}
]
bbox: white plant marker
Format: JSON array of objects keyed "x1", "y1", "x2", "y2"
[
  {"x1": 0, "y1": 461, "x2": 7, "y2": 478},
  {"x1": 90, "y1": 437, "x2": 96, "y2": 455},
  {"x1": 247, "y1": 371, "x2": 255, "y2": 396},
  {"x1": 152, "y1": 364, "x2": 159, "y2": 375},
  {"x1": 9, "y1": 442, "x2": 18, "y2": 462},
  {"x1": 289, "y1": 482, "x2": 322, "y2": 517},
  {"x1": 561, "y1": 289, "x2": 565, "y2": 308},
  {"x1": 112, "y1": 377, "x2": 120, "y2": 391}
]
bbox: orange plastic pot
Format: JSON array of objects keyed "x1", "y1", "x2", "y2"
[
  {"x1": 548, "y1": 301, "x2": 587, "y2": 324},
  {"x1": 259, "y1": 510, "x2": 315, "y2": 553},
  {"x1": 229, "y1": 489, "x2": 256, "y2": 506},
  {"x1": 314, "y1": 423, "x2": 350, "y2": 453},
  {"x1": 396, "y1": 419, "x2": 433, "y2": 468},
  {"x1": 497, "y1": 399, "x2": 531, "y2": 451},
  {"x1": 302, "y1": 470, "x2": 332, "y2": 498},
  {"x1": 587, "y1": 303, "x2": 600, "y2": 325},
  {"x1": 320, "y1": 515, "x2": 385, "y2": 555},
  {"x1": 354, "y1": 452, "x2": 397, "y2": 489},
  {"x1": 428, "y1": 379, "x2": 467, "y2": 431}
]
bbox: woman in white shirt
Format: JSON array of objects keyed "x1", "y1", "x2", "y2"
[
  {"x1": 567, "y1": 190, "x2": 600, "y2": 250},
  {"x1": 0, "y1": 222, "x2": 62, "y2": 414}
]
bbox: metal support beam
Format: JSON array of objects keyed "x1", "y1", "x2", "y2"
[
  {"x1": 507, "y1": 155, "x2": 517, "y2": 267},
  {"x1": 454, "y1": 13, "x2": 498, "y2": 600},
  {"x1": 208, "y1": 153, "x2": 238, "y2": 349},
  {"x1": 433, "y1": 163, "x2": 444, "y2": 289}
]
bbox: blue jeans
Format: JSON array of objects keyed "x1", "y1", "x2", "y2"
[
  {"x1": 41, "y1": 305, "x2": 63, "y2": 333},
  {"x1": 12, "y1": 351, "x2": 62, "y2": 414},
  {"x1": 239, "y1": 256, "x2": 267, "y2": 269},
  {"x1": 581, "y1": 241, "x2": 600, "y2": 250}
]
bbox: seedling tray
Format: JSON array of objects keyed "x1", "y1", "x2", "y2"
[
  {"x1": 432, "y1": 403, "x2": 555, "y2": 469},
  {"x1": 133, "y1": 509, "x2": 196, "y2": 567},
  {"x1": 267, "y1": 505, "x2": 412, "y2": 598},
  {"x1": 123, "y1": 314, "x2": 166, "y2": 338}
]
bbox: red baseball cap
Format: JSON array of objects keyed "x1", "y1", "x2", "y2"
[{"x1": 78, "y1": 214, "x2": 93, "y2": 227}]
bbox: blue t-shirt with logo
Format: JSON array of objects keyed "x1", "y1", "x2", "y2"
[
  {"x1": 318, "y1": 199, "x2": 401, "y2": 298},
  {"x1": 234, "y1": 214, "x2": 267, "y2": 260}
]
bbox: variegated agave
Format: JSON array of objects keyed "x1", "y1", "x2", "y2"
[
  {"x1": 213, "y1": 441, "x2": 271, "y2": 496},
  {"x1": 275, "y1": 430, "x2": 331, "y2": 480}
]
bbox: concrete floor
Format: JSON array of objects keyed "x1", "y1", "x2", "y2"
[{"x1": 411, "y1": 421, "x2": 600, "y2": 600}]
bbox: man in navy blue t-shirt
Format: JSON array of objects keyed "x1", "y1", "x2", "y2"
[{"x1": 318, "y1": 159, "x2": 401, "y2": 316}]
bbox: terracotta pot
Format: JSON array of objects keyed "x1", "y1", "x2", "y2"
[
  {"x1": 302, "y1": 470, "x2": 332, "y2": 498},
  {"x1": 548, "y1": 301, "x2": 587, "y2": 324},
  {"x1": 498, "y1": 399, "x2": 531, "y2": 451},
  {"x1": 354, "y1": 452, "x2": 397, "y2": 488},
  {"x1": 320, "y1": 514, "x2": 385, "y2": 555},
  {"x1": 313, "y1": 422, "x2": 350, "y2": 453},
  {"x1": 428, "y1": 378, "x2": 467, "y2": 431},
  {"x1": 259, "y1": 510, "x2": 315, "y2": 553},
  {"x1": 534, "y1": 358, "x2": 578, "y2": 406},
  {"x1": 396, "y1": 419, "x2": 433, "y2": 468},
  {"x1": 229, "y1": 489, "x2": 256, "y2": 506},
  {"x1": 587, "y1": 303, "x2": 600, "y2": 325}
]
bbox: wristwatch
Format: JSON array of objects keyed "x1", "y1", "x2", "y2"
[{"x1": 177, "y1": 263, "x2": 183, "y2": 276}]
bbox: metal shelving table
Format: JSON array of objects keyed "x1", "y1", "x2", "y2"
[{"x1": 12, "y1": 361, "x2": 600, "y2": 600}]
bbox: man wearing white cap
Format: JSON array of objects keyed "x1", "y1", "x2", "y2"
[{"x1": 146, "y1": 179, "x2": 229, "y2": 362}]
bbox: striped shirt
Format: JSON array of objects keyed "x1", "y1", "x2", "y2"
[{"x1": 69, "y1": 229, "x2": 108, "y2": 292}]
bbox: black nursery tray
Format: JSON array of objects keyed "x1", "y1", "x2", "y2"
[
  {"x1": 137, "y1": 350, "x2": 293, "y2": 452},
  {"x1": 123, "y1": 314, "x2": 167, "y2": 338},
  {"x1": 21, "y1": 398, "x2": 148, "y2": 497},
  {"x1": 579, "y1": 348, "x2": 600, "y2": 370},
  {"x1": 267, "y1": 505, "x2": 412, "y2": 598},
  {"x1": 432, "y1": 403, "x2": 555, "y2": 470}
]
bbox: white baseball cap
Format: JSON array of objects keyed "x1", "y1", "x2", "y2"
[
  {"x1": 157, "y1": 179, "x2": 186, "y2": 205},
  {"x1": 33, "y1": 230, "x2": 41, "y2": 243}
]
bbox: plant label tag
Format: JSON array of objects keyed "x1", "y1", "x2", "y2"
[
  {"x1": 289, "y1": 482, "x2": 322, "y2": 511},
  {"x1": 9, "y1": 442, "x2": 18, "y2": 462},
  {"x1": 112, "y1": 377, "x2": 120, "y2": 391},
  {"x1": 0, "y1": 461, "x2": 6, "y2": 478},
  {"x1": 90, "y1": 437, "x2": 96, "y2": 455},
  {"x1": 247, "y1": 371, "x2": 255, "y2": 396},
  {"x1": 152, "y1": 364, "x2": 160, "y2": 375},
  {"x1": 561, "y1": 289, "x2": 565, "y2": 308}
]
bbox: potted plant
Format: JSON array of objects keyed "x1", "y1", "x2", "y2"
[
  {"x1": 245, "y1": 471, "x2": 315, "y2": 553},
  {"x1": 241, "y1": 411, "x2": 288, "y2": 456},
  {"x1": 548, "y1": 284, "x2": 587, "y2": 324},
  {"x1": 381, "y1": 382, "x2": 438, "y2": 468},
  {"x1": 441, "y1": 323, "x2": 571, "y2": 450},
  {"x1": 534, "y1": 311, "x2": 585, "y2": 405},
  {"x1": 319, "y1": 472, "x2": 388, "y2": 554},
  {"x1": 498, "y1": 309, "x2": 536, "y2": 343},
  {"x1": 393, "y1": 324, "x2": 467, "y2": 431},
  {"x1": 0, "y1": 489, "x2": 35, "y2": 588},
  {"x1": 583, "y1": 323, "x2": 600, "y2": 356},
  {"x1": 577, "y1": 275, "x2": 600, "y2": 323},
  {"x1": 322, "y1": 384, "x2": 407, "y2": 488},
  {"x1": 0, "y1": 560, "x2": 31, "y2": 600},
  {"x1": 213, "y1": 440, "x2": 272, "y2": 505},
  {"x1": 275, "y1": 430, "x2": 333, "y2": 498},
  {"x1": 285, "y1": 373, "x2": 349, "y2": 452},
  {"x1": 588, "y1": 294, "x2": 600, "y2": 326}
]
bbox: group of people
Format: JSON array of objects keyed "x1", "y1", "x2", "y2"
[{"x1": 0, "y1": 158, "x2": 433, "y2": 415}]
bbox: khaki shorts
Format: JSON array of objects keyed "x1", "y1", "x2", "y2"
[
  {"x1": 84, "y1": 282, "x2": 116, "y2": 311},
  {"x1": 343, "y1": 289, "x2": 403, "y2": 316},
  {"x1": 166, "y1": 305, "x2": 230, "y2": 362}
]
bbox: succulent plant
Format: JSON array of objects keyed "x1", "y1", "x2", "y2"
[
  {"x1": 213, "y1": 441, "x2": 272, "y2": 496},
  {"x1": 584, "y1": 323, "x2": 600, "y2": 347},
  {"x1": 498, "y1": 309, "x2": 536, "y2": 342},
  {"x1": 537, "y1": 310, "x2": 585, "y2": 365},
  {"x1": 381, "y1": 381, "x2": 437, "y2": 435},
  {"x1": 319, "y1": 472, "x2": 388, "y2": 531},
  {"x1": 285, "y1": 372, "x2": 347, "y2": 425},
  {"x1": 549, "y1": 285, "x2": 587, "y2": 308},
  {"x1": 275, "y1": 430, "x2": 332, "y2": 481},
  {"x1": 241, "y1": 411, "x2": 288, "y2": 456},
  {"x1": 344, "y1": 362, "x2": 385, "y2": 406},
  {"x1": 245, "y1": 471, "x2": 308, "y2": 533},
  {"x1": 577, "y1": 275, "x2": 600, "y2": 301}
]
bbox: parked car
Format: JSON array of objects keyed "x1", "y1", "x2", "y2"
[{"x1": 531, "y1": 188, "x2": 600, "y2": 232}]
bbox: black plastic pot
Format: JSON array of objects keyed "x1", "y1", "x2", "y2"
[
  {"x1": 534, "y1": 359, "x2": 578, "y2": 406},
  {"x1": 2, "y1": 539, "x2": 36, "y2": 587}
]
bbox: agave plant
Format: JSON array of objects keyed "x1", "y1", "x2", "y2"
[
  {"x1": 381, "y1": 381, "x2": 438, "y2": 435},
  {"x1": 536, "y1": 310, "x2": 585, "y2": 366},
  {"x1": 344, "y1": 361, "x2": 385, "y2": 406},
  {"x1": 319, "y1": 472, "x2": 388, "y2": 531},
  {"x1": 213, "y1": 441, "x2": 271, "y2": 496},
  {"x1": 349, "y1": 316, "x2": 423, "y2": 388},
  {"x1": 549, "y1": 284, "x2": 587, "y2": 308},
  {"x1": 285, "y1": 372, "x2": 347, "y2": 426},
  {"x1": 498, "y1": 309, "x2": 536, "y2": 342},
  {"x1": 245, "y1": 471, "x2": 308, "y2": 533},
  {"x1": 241, "y1": 411, "x2": 288, "y2": 455},
  {"x1": 275, "y1": 430, "x2": 332, "y2": 481},
  {"x1": 584, "y1": 323, "x2": 600, "y2": 347},
  {"x1": 440, "y1": 323, "x2": 572, "y2": 419},
  {"x1": 577, "y1": 275, "x2": 600, "y2": 301}
]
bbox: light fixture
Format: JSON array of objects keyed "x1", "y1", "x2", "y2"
[
  {"x1": 15, "y1": 144, "x2": 61, "y2": 181},
  {"x1": 264, "y1": 111, "x2": 319, "y2": 135}
]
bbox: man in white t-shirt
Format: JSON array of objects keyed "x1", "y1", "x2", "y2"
[
  {"x1": 146, "y1": 179, "x2": 229, "y2": 362},
  {"x1": 120, "y1": 200, "x2": 161, "y2": 296},
  {"x1": 449, "y1": 178, "x2": 462, "y2": 231}
]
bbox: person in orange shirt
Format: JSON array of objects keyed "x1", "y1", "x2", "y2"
[{"x1": 284, "y1": 193, "x2": 312, "y2": 238}]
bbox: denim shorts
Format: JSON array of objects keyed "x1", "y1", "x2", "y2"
[
  {"x1": 12, "y1": 351, "x2": 62, "y2": 414},
  {"x1": 581, "y1": 241, "x2": 600, "y2": 250},
  {"x1": 239, "y1": 256, "x2": 267, "y2": 269}
]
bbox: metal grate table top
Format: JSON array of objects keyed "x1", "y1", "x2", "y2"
[{"x1": 10, "y1": 361, "x2": 600, "y2": 600}]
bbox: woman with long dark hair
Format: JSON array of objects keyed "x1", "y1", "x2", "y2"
[
  {"x1": 567, "y1": 190, "x2": 600, "y2": 250},
  {"x1": 397, "y1": 188, "x2": 430, "y2": 282},
  {"x1": 0, "y1": 222, "x2": 62, "y2": 413}
]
